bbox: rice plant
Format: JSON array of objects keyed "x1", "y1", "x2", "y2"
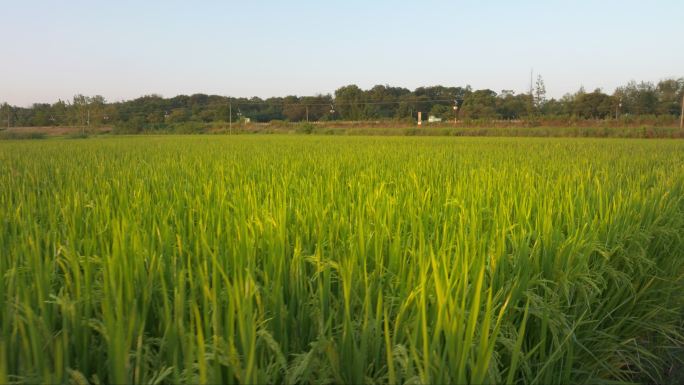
[{"x1": 1, "y1": 136, "x2": 683, "y2": 384}]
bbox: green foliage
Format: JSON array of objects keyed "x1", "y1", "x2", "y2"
[
  {"x1": 334, "y1": 84, "x2": 365, "y2": 120},
  {"x1": 461, "y1": 89, "x2": 498, "y2": 119},
  {"x1": 113, "y1": 117, "x2": 146, "y2": 134},
  {"x1": 0, "y1": 130, "x2": 47, "y2": 140},
  {"x1": 573, "y1": 89, "x2": 613, "y2": 118},
  {"x1": 170, "y1": 121, "x2": 208, "y2": 134},
  {"x1": 1, "y1": 136, "x2": 684, "y2": 384},
  {"x1": 3, "y1": 77, "x2": 683, "y2": 128},
  {"x1": 295, "y1": 122, "x2": 315, "y2": 134},
  {"x1": 66, "y1": 131, "x2": 89, "y2": 139}
]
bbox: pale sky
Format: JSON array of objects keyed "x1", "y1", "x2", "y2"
[{"x1": 1, "y1": 0, "x2": 682, "y2": 106}]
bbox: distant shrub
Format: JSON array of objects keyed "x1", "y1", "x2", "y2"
[
  {"x1": 295, "y1": 123, "x2": 315, "y2": 134},
  {"x1": 113, "y1": 120, "x2": 143, "y2": 134},
  {"x1": 66, "y1": 131, "x2": 89, "y2": 139},
  {"x1": 170, "y1": 122, "x2": 207, "y2": 134},
  {"x1": 269, "y1": 120, "x2": 289, "y2": 127},
  {"x1": 0, "y1": 131, "x2": 47, "y2": 140}
]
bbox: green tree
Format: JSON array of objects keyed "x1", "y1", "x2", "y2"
[
  {"x1": 614, "y1": 81, "x2": 658, "y2": 115},
  {"x1": 574, "y1": 89, "x2": 612, "y2": 119},
  {"x1": 0, "y1": 102, "x2": 10, "y2": 129},
  {"x1": 496, "y1": 91, "x2": 528, "y2": 119},
  {"x1": 429, "y1": 104, "x2": 451, "y2": 120},
  {"x1": 461, "y1": 89, "x2": 498, "y2": 119},
  {"x1": 534, "y1": 75, "x2": 547, "y2": 110},
  {"x1": 282, "y1": 96, "x2": 306, "y2": 121},
  {"x1": 334, "y1": 85, "x2": 365, "y2": 120},
  {"x1": 656, "y1": 78, "x2": 684, "y2": 115},
  {"x1": 72, "y1": 94, "x2": 89, "y2": 126}
]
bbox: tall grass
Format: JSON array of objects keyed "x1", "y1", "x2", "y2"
[{"x1": 1, "y1": 136, "x2": 683, "y2": 384}]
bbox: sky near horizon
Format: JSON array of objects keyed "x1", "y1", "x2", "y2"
[{"x1": 1, "y1": 0, "x2": 682, "y2": 106}]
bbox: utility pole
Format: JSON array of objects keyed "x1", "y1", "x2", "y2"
[
  {"x1": 529, "y1": 68, "x2": 535, "y2": 117},
  {"x1": 229, "y1": 101, "x2": 232, "y2": 135},
  {"x1": 529, "y1": 68, "x2": 534, "y2": 96},
  {"x1": 306, "y1": 106, "x2": 309, "y2": 123}
]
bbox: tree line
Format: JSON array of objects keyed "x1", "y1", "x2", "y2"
[{"x1": 1, "y1": 77, "x2": 682, "y2": 132}]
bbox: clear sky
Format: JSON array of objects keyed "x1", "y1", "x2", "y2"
[{"x1": 1, "y1": 0, "x2": 682, "y2": 106}]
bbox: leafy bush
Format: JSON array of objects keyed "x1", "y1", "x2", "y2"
[
  {"x1": 0, "y1": 131, "x2": 47, "y2": 140},
  {"x1": 66, "y1": 131, "x2": 89, "y2": 139},
  {"x1": 295, "y1": 122, "x2": 315, "y2": 134}
]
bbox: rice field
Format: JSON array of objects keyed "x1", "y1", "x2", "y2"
[{"x1": 1, "y1": 135, "x2": 683, "y2": 384}]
